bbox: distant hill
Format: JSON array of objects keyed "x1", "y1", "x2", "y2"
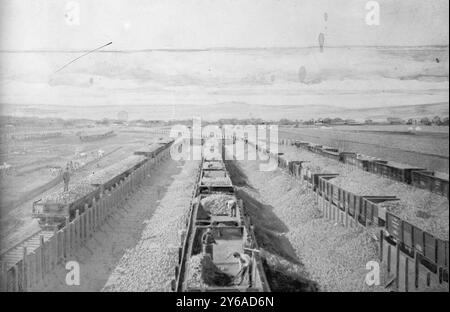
[
  {"x1": 1, "y1": 101, "x2": 448, "y2": 121},
  {"x1": 337, "y1": 102, "x2": 449, "y2": 121},
  {"x1": 202, "y1": 101, "x2": 449, "y2": 121}
]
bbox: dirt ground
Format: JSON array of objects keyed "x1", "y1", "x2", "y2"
[
  {"x1": 0, "y1": 127, "x2": 168, "y2": 252},
  {"x1": 226, "y1": 159, "x2": 387, "y2": 292}
]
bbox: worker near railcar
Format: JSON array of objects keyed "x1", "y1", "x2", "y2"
[
  {"x1": 63, "y1": 165, "x2": 70, "y2": 192},
  {"x1": 201, "y1": 227, "x2": 217, "y2": 259},
  {"x1": 233, "y1": 251, "x2": 253, "y2": 287},
  {"x1": 244, "y1": 236, "x2": 254, "y2": 250},
  {"x1": 228, "y1": 199, "x2": 237, "y2": 217}
]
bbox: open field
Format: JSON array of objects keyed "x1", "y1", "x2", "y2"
[{"x1": 279, "y1": 125, "x2": 449, "y2": 173}]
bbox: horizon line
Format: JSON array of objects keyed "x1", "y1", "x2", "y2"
[
  {"x1": 0, "y1": 44, "x2": 449, "y2": 53},
  {"x1": 1, "y1": 101, "x2": 447, "y2": 110}
]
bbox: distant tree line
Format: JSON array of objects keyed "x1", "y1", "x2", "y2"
[
  {"x1": 275, "y1": 116, "x2": 449, "y2": 126},
  {"x1": 410, "y1": 116, "x2": 449, "y2": 126},
  {"x1": 2, "y1": 115, "x2": 448, "y2": 130}
]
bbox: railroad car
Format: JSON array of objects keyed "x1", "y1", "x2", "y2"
[
  {"x1": 287, "y1": 139, "x2": 449, "y2": 196},
  {"x1": 368, "y1": 160, "x2": 426, "y2": 184},
  {"x1": 288, "y1": 160, "x2": 304, "y2": 176},
  {"x1": 199, "y1": 160, "x2": 234, "y2": 194},
  {"x1": 32, "y1": 142, "x2": 172, "y2": 230},
  {"x1": 339, "y1": 152, "x2": 357, "y2": 163},
  {"x1": 32, "y1": 184, "x2": 100, "y2": 230},
  {"x1": 88, "y1": 155, "x2": 148, "y2": 192},
  {"x1": 319, "y1": 149, "x2": 341, "y2": 161},
  {"x1": 411, "y1": 170, "x2": 449, "y2": 198},
  {"x1": 173, "y1": 145, "x2": 270, "y2": 292},
  {"x1": 293, "y1": 140, "x2": 310, "y2": 149},
  {"x1": 134, "y1": 139, "x2": 174, "y2": 158},
  {"x1": 202, "y1": 160, "x2": 225, "y2": 171},
  {"x1": 321, "y1": 146, "x2": 339, "y2": 153},
  {"x1": 251, "y1": 138, "x2": 449, "y2": 287},
  {"x1": 79, "y1": 130, "x2": 116, "y2": 141},
  {"x1": 316, "y1": 174, "x2": 448, "y2": 284},
  {"x1": 384, "y1": 211, "x2": 449, "y2": 281},
  {"x1": 319, "y1": 176, "x2": 399, "y2": 225},
  {"x1": 307, "y1": 143, "x2": 323, "y2": 153}
]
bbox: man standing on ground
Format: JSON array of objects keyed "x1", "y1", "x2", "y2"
[{"x1": 63, "y1": 165, "x2": 70, "y2": 192}]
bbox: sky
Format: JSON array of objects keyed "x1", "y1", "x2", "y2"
[{"x1": 0, "y1": 0, "x2": 448, "y2": 51}]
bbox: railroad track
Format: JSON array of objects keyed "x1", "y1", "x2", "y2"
[
  {"x1": 174, "y1": 142, "x2": 270, "y2": 292},
  {"x1": 0, "y1": 140, "x2": 173, "y2": 291},
  {"x1": 0, "y1": 146, "x2": 126, "y2": 263}
]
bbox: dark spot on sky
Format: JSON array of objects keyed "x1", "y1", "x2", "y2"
[
  {"x1": 318, "y1": 33, "x2": 325, "y2": 53},
  {"x1": 298, "y1": 66, "x2": 306, "y2": 83}
]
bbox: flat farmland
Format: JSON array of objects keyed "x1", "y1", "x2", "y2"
[{"x1": 279, "y1": 125, "x2": 449, "y2": 173}]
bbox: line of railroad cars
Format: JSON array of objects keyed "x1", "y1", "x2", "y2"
[
  {"x1": 249, "y1": 138, "x2": 449, "y2": 288},
  {"x1": 174, "y1": 151, "x2": 270, "y2": 292},
  {"x1": 268, "y1": 144, "x2": 449, "y2": 285},
  {"x1": 79, "y1": 130, "x2": 116, "y2": 141},
  {"x1": 289, "y1": 139, "x2": 449, "y2": 198},
  {"x1": 317, "y1": 176, "x2": 449, "y2": 284},
  {"x1": 32, "y1": 140, "x2": 173, "y2": 230}
]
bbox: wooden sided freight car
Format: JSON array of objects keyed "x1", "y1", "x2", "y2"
[
  {"x1": 32, "y1": 155, "x2": 148, "y2": 229},
  {"x1": 411, "y1": 170, "x2": 449, "y2": 198},
  {"x1": 134, "y1": 139, "x2": 174, "y2": 158},
  {"x1": 319, "y1": 146, "x2": 341, "y2": 161},
  {"x1": 174, "y1": 150, "x2": 270, "y2": 292},
  {"x1": 368, "y1": 160, "x2": 427, "y2": 184},
  {"x1": 318, "y1": 176, "x2": 399, "y2": 228}
]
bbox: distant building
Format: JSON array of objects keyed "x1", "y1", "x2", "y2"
[
  {"x1": 387, "y1": 117, "x2": 404, "y2": 125},
  {"x1": 330, "y1": 121, "x2": 346, "y2": 125},
  {"x1": 117, "y1": 111, "x2": 129, "y2": 121}
]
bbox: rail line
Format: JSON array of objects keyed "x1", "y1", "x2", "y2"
[
  {"x1": 0, "y1": 140, "x2": 173, "y2": 291},
  {"x1": 253, "y1": 137, "x2": 449, "y2": 291},
  {"x1": 173, "y1": 140, "x2": 270, "y2": 292},
  {"x1": 280, "y1": 129, "x2": 449, "y2": 160},
  {"x1": 0, "y1": 146, "x2": 125, "y2": 257}
]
